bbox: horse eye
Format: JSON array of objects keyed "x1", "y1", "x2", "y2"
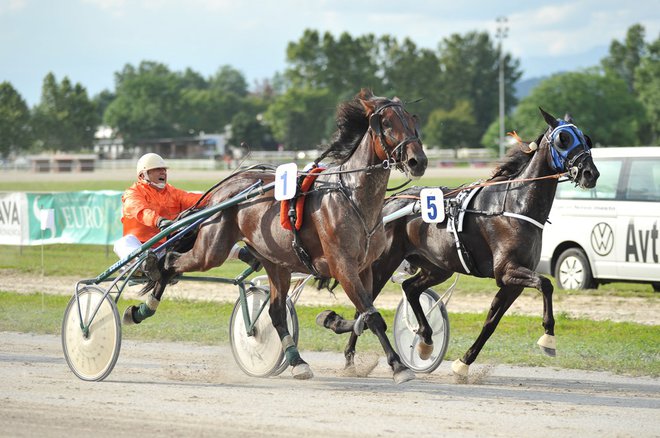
[
  {"x1": 554, "y1": 132, "x2": 569, "y2": 150},
  {"x1": 382, "y1": 118, "x2": 392, "y2": 129}
]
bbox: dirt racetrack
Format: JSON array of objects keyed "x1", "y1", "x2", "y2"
[
  {"x1": 1, "y1": 331, "x2": 659, "y2": 438},
  {"x1": 2, "y1": 271, "x2": 660, "y2": 437}
]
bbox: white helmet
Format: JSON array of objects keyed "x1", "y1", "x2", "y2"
[{"x1": 136, "y1": 153, "x2": 167, "y2": 178}]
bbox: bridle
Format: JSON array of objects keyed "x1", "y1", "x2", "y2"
[
  {"x1": 368, "y1": 102, "x2": 421, "y2": 171},
  {"x1": 544, "y1": 121, "x2": 592, "y2": 182}
]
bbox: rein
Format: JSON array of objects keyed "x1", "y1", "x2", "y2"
[{"x1": 387, "y1": 172, "x2": 567, "y2": 202}]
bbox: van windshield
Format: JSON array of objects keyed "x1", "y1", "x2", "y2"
[
  {"x1": 556, "y1": 158, "x2": 622, "y2": 200},
  {"x1": 626, "y1": 158, "x2": 660, "y2": 202}
]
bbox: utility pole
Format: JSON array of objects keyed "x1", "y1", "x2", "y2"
[{"x1": 496, "y1": 16, "x2": 508, "y2": 159}]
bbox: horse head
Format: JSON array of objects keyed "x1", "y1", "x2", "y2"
[
  {"x1": 358, "y1": 89, "x2": 427, "y2": 179},
  {"x1": 539, "y1": 107, "x2": 600, "y2": 189}
]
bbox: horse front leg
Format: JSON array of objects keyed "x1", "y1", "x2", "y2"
[
  {"x1": 500, "y1": 265, "x2": 556, "y2": 357},
  {"x1": 537, "y1": 276, "x2": 556, "y2": 356},
  {"x1": 452, "y1": 285, "x2": 523, "y2": 378},
  {"x1": 266, "y1": 265, "x2": 313, "y2": 380},
  {"x1": 334, "y1": 266, "x2": 415, "y2": 384}
]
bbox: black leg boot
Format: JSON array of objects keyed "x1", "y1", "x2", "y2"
[{"x1": 238, "y1": 247, "x2": 262, "y2": 272}]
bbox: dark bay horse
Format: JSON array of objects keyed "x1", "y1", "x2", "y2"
[
  {"x1": 318, "y1": 108, "x2": 600, "y2": 377},
  {"x1": 139, "y1": 89, "x2": 428, "y2": 383}
]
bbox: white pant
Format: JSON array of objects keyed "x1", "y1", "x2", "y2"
[{"x1": 113, "y1": 234, "x2": 243, "y2": 261}]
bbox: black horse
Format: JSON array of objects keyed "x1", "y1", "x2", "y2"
[{"x1": 318, "y1": 108, "x2": 600, "y2": 377}]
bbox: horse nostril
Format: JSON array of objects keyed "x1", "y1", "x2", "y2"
[{"x1": 408, "y1": 158, "x2": 418, "y2": 169}]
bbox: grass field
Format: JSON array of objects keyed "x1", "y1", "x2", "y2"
[{"x1": 1, "y1": 292, "x2": 657, "y2": 377}]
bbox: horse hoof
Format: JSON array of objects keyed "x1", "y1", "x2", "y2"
[
  {"x1": 122, "y1": 306, "x2": 137, "y2": 326},
  {"x1": 451, "y1": 359, "x2": 469, "y2": 377},
  {"x1": 315, "y1": 310, "x2": 336, "y2": 328},
  {"x1": 537, "y1": 334, "x2": 556, "y2": 357},
  {"x1": 291, "y1": 363, "x2": 314, "y2": 380},
  {"x1": 417, "y1": 340, "x2": 434, "y2": 360},
  {"x1": 539, "y1": 345, "x2": 557, "y2": 357},
  {"x1": 393, "y1": 368, "x2": 415, "y2": 384}
]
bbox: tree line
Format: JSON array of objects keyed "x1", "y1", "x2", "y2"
[{"x1": 0, "y1": 24, "x2": 657, "y2": 159}]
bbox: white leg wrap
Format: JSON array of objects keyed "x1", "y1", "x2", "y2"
[
  {"x1": 146, "y1": 294, "x2": 160, "y2": 311},
  {"x1": 452, "y1": 359, "x2": 469, "y2": 377},
  {"x1": 281, "y1": 335, "x2": 295, "y2": 350},
  {"x1": 228, "y1": 244, "x2": 242, "y2": 260},
  {"x1": 537, "y1": 334, "x2": 556, "y2": 350}
]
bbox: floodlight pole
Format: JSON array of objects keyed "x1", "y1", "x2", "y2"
[{"x1": 496, "y1": 16, "x2": 508, "y2": 159}]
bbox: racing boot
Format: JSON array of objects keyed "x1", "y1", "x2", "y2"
[
  {"x1": 238, "y1": 247, "x2": 262, "y2": 272},
  {"x1": 123, "y1": 293, "x2": 160, "y2": 325}
]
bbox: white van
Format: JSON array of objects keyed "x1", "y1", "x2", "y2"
[{"x1": 537, "y1": 147, "x2": 660, "y2": 291}]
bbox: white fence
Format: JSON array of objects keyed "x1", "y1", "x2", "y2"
[{"x1": 3, "y1": 147, "x2": 498, "y2": 172}]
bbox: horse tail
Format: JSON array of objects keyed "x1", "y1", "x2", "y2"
[
  {"x1": 138, "y1": 279, "x2": 157, "y2": 296},
  {"x1": 315, "y1": 277, "x2": 340, "y2": 293}
]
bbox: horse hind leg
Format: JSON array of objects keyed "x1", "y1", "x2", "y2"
[
  {"x1": 402, "y1": 269, "x2": 453, "y2": 360},
  {"x1": 267, "y1": 267, "x2": 313, "y2": 380},
  {"x1": 122, "y1": 277, "x2": 170, "y2": 325}
]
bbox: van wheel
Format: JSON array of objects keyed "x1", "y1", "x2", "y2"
[
  {"x1": 554, "y1": 248, "x2": 595, "y2": 290},
  {"x1": 653, "y1": 283, "x2": 660, "y2": 292}
]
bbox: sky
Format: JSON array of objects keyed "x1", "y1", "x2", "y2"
[{"x1": 1, "y1": 0, "x2": 658, "y2": 107}]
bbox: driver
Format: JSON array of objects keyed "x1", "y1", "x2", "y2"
[{"x1": 115, "y1": 153, "x2": 259, "y2": 280}]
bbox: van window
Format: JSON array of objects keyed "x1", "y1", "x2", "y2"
[
  {"x1": 625, "y1": 159, "x2": 660, "y2": 202},
  {"x1": 556, "y1": 158, "x2": 622, "y2": 199}
]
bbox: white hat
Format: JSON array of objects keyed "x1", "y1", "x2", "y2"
[{"x1": 136, "y1": 153, "x2": 167, "y2": 177}]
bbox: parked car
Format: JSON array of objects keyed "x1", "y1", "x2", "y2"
[{"x1": 537, "y1": 147, "x2": 660, "y2": 291}]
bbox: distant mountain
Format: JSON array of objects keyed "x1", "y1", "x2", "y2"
[{"x1": 514, "y1": 76, "x2": 546, "y2": 101}]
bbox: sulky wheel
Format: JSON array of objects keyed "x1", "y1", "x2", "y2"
[
  {"x1": 229, "y1": 286, "x2": 298, "y2": 377},
  {"x1": 62, "y1": 285, "x2": 121, "y2": 381},
  {"x1": 393, "y1": 288, "x2": 450, "y2": 373}
]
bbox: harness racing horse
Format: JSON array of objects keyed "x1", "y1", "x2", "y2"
[
  {"x1": 318, "y1": 108, "x2": 600, "y2": 377},
  {"x1": 137, "y1": 89, "x2": 428, "y2": 383}
]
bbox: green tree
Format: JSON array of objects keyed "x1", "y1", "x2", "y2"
[
  {"x1": 634, "y1": 35, "x2": 660, "y2": 143},
  {"x1": 424, "y1": 100, "x2": 479, "y2": 149},
  {"x1": 285, "y1": 30, "x2": 382, "y2": 100},
  {"x1": 227, "y1": 93, "x2": 276, "y2": 150},
  {"x1": 92, "y1": 89, "x2": 115, "y2": 124},
  {"x1": 481, "y1": 115, "x2": 514, "y2": 152},
  {"x1": 0, "y1": 82, "x2": 31, "y2": 157},
  {"x1": 437, "y1": 31, "x2": 521, "y2": 135},
  {"x1": 263, "y1": 87, "x2": 334, "y2": 150},
  {"x1": 31, "y1": 73, "x2": 99, "y2": 152},
  {"x1": 210, "y1": 65, "x2": 248, "y2": 97},
  {"x1": 510, "y1": 70, "x2": 645, "y2": 146},
  {"x1": 601, "y1": 24, "x2": 646, "y2": 94},
  {"x1": 104, "y1": 61, "x2": 184, "y2": 143},
  {"x1": 378, "y1": 36, "x2": 442, "y2": 122}
]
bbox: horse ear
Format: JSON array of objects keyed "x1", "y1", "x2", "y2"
[
  {"x1": 539, "y1": 107, "x2": 558, "y2": 129},
  {"x1": 564, "y1": 113, "x2": 574, "y2": 123},
  {"x1": 585, "y1": 134, "x2": 593, "y2": 148},
  {"x1": 359, "y1": 88, "x2": 377, "y2": 115}
]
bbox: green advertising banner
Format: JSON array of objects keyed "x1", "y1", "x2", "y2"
[{"x1": 5, "y1": 191, "x2": 124, "y2": 246}]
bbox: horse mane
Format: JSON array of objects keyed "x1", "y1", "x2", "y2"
[
  {"x1": 489, "y1": 133, "x2": 544, "y2": 181},
  {"x1": 316, "y1": 91, "x2": 376, "y2": 164}
]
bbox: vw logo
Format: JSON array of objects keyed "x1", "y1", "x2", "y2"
[{"x1": 591, "y1": 222, "x2": 614, "y2": 256}]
